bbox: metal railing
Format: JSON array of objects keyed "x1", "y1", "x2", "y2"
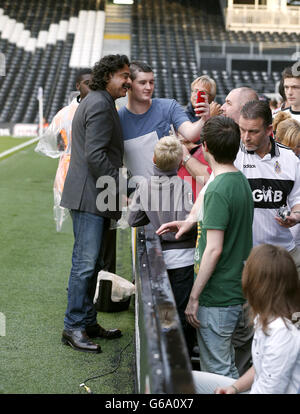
[{"x1": 134, "y1": 226, "x2": 195, "y2": 394}]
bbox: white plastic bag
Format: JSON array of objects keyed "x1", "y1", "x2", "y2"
[
  {"x1": 94, "y1": 270, "x2": 135, "y2": 304},
  {"x1": 35, "y1": 98, "x2": 79, "y2": 231}
]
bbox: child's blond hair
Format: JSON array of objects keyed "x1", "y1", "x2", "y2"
[
  {"x1": 154, "y1": 135, "x2": 183, "y2": 171},
  {"x1": 273, "y1": 111, "x2": 300, "y2": 152}
]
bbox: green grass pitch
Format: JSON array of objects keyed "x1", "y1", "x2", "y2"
[{"x1": 0, "y1": 142, "x2": 135, "y2": 394}]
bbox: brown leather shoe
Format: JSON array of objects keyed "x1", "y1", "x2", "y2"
[
  {"x1": 62, "y1": 329, "x2": 102, "y2": 353},
  {"x1": 86, "y1": 324, "x2": 122, "y2": 339}
]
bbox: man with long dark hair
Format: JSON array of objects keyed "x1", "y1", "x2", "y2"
[{"x1": 61, "y1": 55, "x2": 131, "y2": 353}]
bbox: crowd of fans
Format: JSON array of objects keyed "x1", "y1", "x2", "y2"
[{"x1": 37, "y1": 55, "x2": 300, "y2": 394}]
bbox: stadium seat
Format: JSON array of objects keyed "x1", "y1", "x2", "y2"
[{"x1": 0, "y1": 0, "x2": 105, "y2": 123}]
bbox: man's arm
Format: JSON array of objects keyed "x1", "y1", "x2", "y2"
[
  {"x1": 185, "y1": 229, "x2": 224, "y2": 329},
  {"x1": 178, "y1": 118, "x2": 207, "y2": 143},
  {"x1": 181, "y1": 144, "x2": 210, "y2": 186},
  {"x1": 178, "y1": 98, "x2": 210, "y2": 142}
]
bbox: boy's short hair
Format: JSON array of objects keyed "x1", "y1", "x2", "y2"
[
  {"x1": 154, "y1": 136, "x2": 183, "y2": 171},
  {"x1": 130, "y1": 61, "x2": 153, "y2": 81}
]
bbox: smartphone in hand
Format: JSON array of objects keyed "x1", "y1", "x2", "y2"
[{"x1": 196, "y1": 91, "x2": 206, "y2": 114}]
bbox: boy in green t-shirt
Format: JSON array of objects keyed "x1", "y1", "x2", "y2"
[
  {"x1": 194, "y1": 172, "x2": 253, "y2": 308},
  {"x1": 190, "y1": 116, "x2": 253, "y2": 378},
  {"x1": 157, "y1": 116, "x2": 253, "y2": 378}
]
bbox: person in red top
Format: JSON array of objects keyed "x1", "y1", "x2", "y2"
[{"x1": 177, "y1": 136, "x2": 212, "y2": 200}]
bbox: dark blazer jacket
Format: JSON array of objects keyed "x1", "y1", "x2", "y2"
[{"x1": 61, "y1": 90, "x2": 124, "y2": 220}]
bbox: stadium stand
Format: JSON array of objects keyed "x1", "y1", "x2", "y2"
[
  {"x1": 0, "y1": 0, "x2": 105, "y2": 124},
  {"x1": 1, "y1": 0, "x2": 300, "y2": 123},
  {"x1": 130, "y1": 0, "x2": 300, "y2": 104}
]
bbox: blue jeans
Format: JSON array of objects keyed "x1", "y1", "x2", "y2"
[
  {"x1": 196, "y1": 305, "x2": 243, "y2": 379},
  {"x1": 167, "y1": 265, "x2": 196, "y2": 356},
  {"x1": 64, "y1": 211, "x2": 107, "y2": 330}
]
